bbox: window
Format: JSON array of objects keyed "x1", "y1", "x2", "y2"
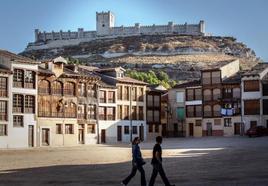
[
  {"x1": 24, "y1": 70, "x2": 35, "y2": 88},
  {"x1": 263, "y1": 83, "x2": 268, "y2": 96},
  {"x1": 154, "y1": 110, "x2": 160, "y2": 122},
  {"x1": 213, "y1": 89, "x2": 221, "y2": 100},
  {"x1": 124, "y1": 126, "x2": 129, "y2": 134},
  {"x1": 99, "y1": 91, "x2": 106, "y2": 103},
  {"x1": 13, "y1": 69, "x2": 24, "y2": 87},
  {"x1": 38, "y1": 80, "x2": 50, "y2": 94},
  {"x1": 78, "y1": 83, "x2": 86, "y2": 97},
  {"x1": 65, "y1": 102, "x2": 76, "y2": 118},
  {"x1": 155, "y1": 124, "x2": 159, "y2": 133},
  {"x1": 0, "y1": 124, "x2": 7, "y2": 136},
  {"x1": 147, "y1": 95, "x2": 153, "y2": 107},
  {"x1": 13, "y1": 94, "x2": 23, "y2": 113},
  {"x1": 186, "y1": 106, "x2": 194, "y2": 117},
  {"x1": 87, "y1": 124, "x2": 95, "y2": 134},
  {"x1": 195, "y1": 120, "x2": 202, "y2": 126},
  {"x1": 203, "y1": 89, "x2": 212, "y2": 101},
  {"x1": 107, "y1": 107, "x2": 115, "y2": 120},
  {"x1": 195, "y1": 89, "x2": 202, "y2": 100},
  {"x1": 233, "y1": 88, "x2": 240, "y2": 98},
  {"x1": 204, "y1": 105, "x2": 212, "y2": 117},
  {"x1": 51, "y1": 98, "x2": 64, "y2": 117},
  {"x1": 186, "y1": 89, "x2": 194, "y2": 101},
  {"x1": 214, "y1": 119, "x2": 221, "y2": 126},
  {"x1": 202, "y1": 72, "x2": 211, "y2": 85},
  {"x1": 244, "y1": 100, "x2": 260, "y2": 115},
  {"x1": 56, "y1": 124, "x2": 62, "y2": 134},
  {"x1": 124, "y1": 105, "x2": 129, "y2": 120},
  {"x1": 13, "y1": 115, "x2": 23, "y2": 127},
  {"x1": 38, "y1": 98, "x2": 51, "y2": 117},
  {"x1": 0, "y1": 77, "x2": 7, "y2": 97},
  {"x1": 138, "y1": 87, "x2": 144, "y2": 101},
  {"x1": 51, "y1": 81, "x2": 63, "y2": 95},
  {"x1": 149, "y1": 124, "x2": 153, "y2": 133},
  {"x1": 244, "y1": 80, "x2": 259, "y2": 92},
  {"x1": 0, "y1": 101, "x2": 7, "y2": 121},
  {"x1": 195, "y1": 105, "x2": 202, "y2": 117},
  {"x1": 99, "y1": 107, "x2": 106, "y2": 120},
  {"x1": 78, "y1": 105, "x2": 86, "y2": 119},
  {"x1": 87, "y1": 84, "x2": 96, "y2": 98},
  {"x1": 211, "y1": 71, "x2": 221, "y2": 84},
  {"x1": 117, "y1": 86, "x2": 123, "y2": 100},
  {"x1": 25, "y1": 95, "x2": 35, "y2": 113},
  {"x1": 108, "y1": 91, "x2": 115, "y2": 103},
  {"x1": 223, "y1": 88, "x2": 232, "y2": 99},
  {"x1": 138, "y1": 106, "x2": 144, "y2": 120},
  {"x1": 65, "y1": 124, "x2": 74, "y2": 134},
  {"x1": 147, "y1": 110, "x2": 153, "y2": 122},
  {"x1": 263, "y1": 100, "x2": 268, "y2": 115},
  {"x1": 124, "y1": 86, "x2": 129, "y2": 100},
  {"x1": 132, "y1": 87, "x2": 137, "y2": 101},
  {"x1": 132, "y1": 126, "x2": 137, "y2": 134},
  {"x1": 117, "y1": 105, "x2": 123, "y2": 120},
  {"x1": 213, "y1": 104, "x2": 221, "y2": 117},
  {"x1": 224, "y1": 118, "x2": 232, "y2": 127},
  {"x1": 88, "y1": 105, "x2": 96, "y2": 120},
  {"x1": 64, "y1": 82, "x2": 75, "y2": 96},
  {"x1": 154, "y1": 95, "x2": 160, "y2": 107},
  {"x1": 176, "y1": 92, "x2": 184, "y2": 103},
  {"x1": 132, "y1": 106, "x2": 137, "y2": 120}
]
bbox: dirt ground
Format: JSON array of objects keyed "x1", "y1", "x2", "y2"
[{"x1": 0, "y1": 136, "x2": 268, "y2": 186}]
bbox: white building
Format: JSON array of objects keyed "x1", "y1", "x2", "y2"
[{"x1": 0, "y1": 50, "x2": 39, "y2": 148}]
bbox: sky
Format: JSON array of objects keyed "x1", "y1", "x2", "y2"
[{"x1": 0, "y1": 0, "x2": 267, "y2": 60}]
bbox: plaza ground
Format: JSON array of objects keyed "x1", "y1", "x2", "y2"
[{"x1": 0, "y1": 136, "x2": 268, "y2": 186}]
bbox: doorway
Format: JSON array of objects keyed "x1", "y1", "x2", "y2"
[
  {"x1": 139, "y1": 125, "x2": 144, "y2": 141},
  {"x1": 162, "y1": 124, "x2": 167, "y2": 137},
  {"x1": 207, "y1": 123, "x2": 212, "y2": 136},
  {"x1": 234, "y1": 123, "x2": 241, "y2": 135},
  {"x1": 28, "y1": 125, "x2": 34, "y2": 147},
  {"x1": 42, "y1": 128, "x2": 50, "y2": 146},
  {"x1": 101, "y1": 129, "x2": 106, "y2": 143},
  {"x1": 78, "y1": 124, "x2": 85, "y2": 144},
  {"x1": 189, "y1": 123, "x2": 194, "y2": 136},
  {"x1": 117, "y1": 126, "x2": 122, "y2": 141}
]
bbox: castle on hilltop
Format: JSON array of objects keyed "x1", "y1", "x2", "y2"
[{"x1": 26, "y1": 11, "x2": 206, "y2": 51}]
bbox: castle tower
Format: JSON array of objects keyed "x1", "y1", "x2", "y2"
[
  {"x1": 199, "y1": 20, "x2": 205, "y2": 34},
  {"x1": 96, "y1": 11, "x2": 115, "y2": 36}
]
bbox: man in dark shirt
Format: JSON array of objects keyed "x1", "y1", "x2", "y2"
[{"x1": 149, "y1": 136, "x2": 175, "y2": 186}]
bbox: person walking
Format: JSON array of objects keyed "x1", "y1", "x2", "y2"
[
  {"x1": 122, "y1": 137, "x2": 146, "y2": 186},
  {"x1": 149, "y1": 136, "x2": 175, "y2": 186}
]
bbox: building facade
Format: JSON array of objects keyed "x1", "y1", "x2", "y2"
[{"x1": 0, "y1": 50, "x2": 39, "y2": 148}]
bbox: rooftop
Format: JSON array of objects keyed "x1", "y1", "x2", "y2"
[
  {"x1": 173, "y1": 80, "x2": 201, "y2": 89},
  {"x1": 0, "y1": 49, "x2": 38, "y2": 64},
  {"x1": 222, "y1": 71, "x2": 243, "y2": 84},
  {"x1": 201, "y1": 59, "x2": 238, "y2": 71},
  {"x1": 243, "y1": 63, "x2": 268, "y2": 76}
]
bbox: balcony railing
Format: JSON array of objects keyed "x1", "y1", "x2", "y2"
[
  {"x1": 38, "y1": 111, "x2": 51, "y2": 117},
  {"x1": 203, "y1": 111, "x2": 212, "y2": 117},
  {"x1": 107, "y1": 115, "x2": 115, "y2": 120},
  {"x1": 78, "y1": 113, "x2": 86, "y2": 119}
]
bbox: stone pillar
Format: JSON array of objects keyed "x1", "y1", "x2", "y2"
[
  {"x1": 43, "y1": 31, "x2": 46, "y2": 41},
  {"x1": 78, "y1": 28, "x2": 84, "y2": 39},
  {"x1": 34, "y1": 29, "x2": 39, "y2": 42}
]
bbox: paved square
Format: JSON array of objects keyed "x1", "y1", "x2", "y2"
[{"x1": 0, "y1": 136, "x2": 268, "y2": 186}]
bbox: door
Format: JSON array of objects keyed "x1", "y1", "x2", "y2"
[
  {"x1": 78, "y1": 129, "x2": 84, "y2": 144},
  {"x1": 42, "y1": 128, "x2": 50, "y2": 146},
  {"x1": 234, "y1": 123, "x2": 241, "y2": 135},
  {"x1": 162, "y1": 124, "x2": 167, "y2": 137},
  {"x1": 266, "y1": 120, "x2": 268, "y2": 128},
  {"x1": 101, "y1": 129, "x2": 106, "y2": 143},
  {"x1": 207, "y1": 123, "x2": 212, "y2": 136},
  {"x1": 117, "y1": 126, "x2": 122, "y2": 141},
  {"x1": 28, "y1": 125, "x2": 34, "y2": 147},
  {"x1": 139, "y1": 125, "x2": 144, "y2": 141},
  {"x1": 189, "y1": 123, "x2": 194, "y2": 136},
  {"x1": 250, "y1": 121, "x2": 257, "y2": 128},
  {"x1": 173, "y1": 123, "x2": 178, "y2": 137}
]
